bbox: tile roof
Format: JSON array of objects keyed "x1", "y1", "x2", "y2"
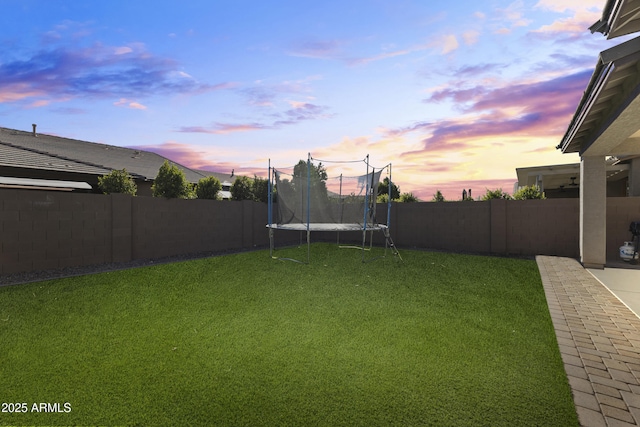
[
  {"x1": 0, "y1": 141, "x2": 112, "y2": 175},
  {"x1": 0, "y1": 126, "x2": 206, "y2": 183}
]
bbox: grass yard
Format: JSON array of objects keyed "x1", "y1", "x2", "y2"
[{"x1": 0, "y1": 244, "x2": 578, "y2": 426}]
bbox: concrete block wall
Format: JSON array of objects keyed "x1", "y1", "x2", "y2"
[
  {"x1": 1, "y1": 189, "x2": 617, "y2": 276},
  {"x1": 130, "y1": 197, "x2": 269, "y2": 260},
  {"x1": 393, "y1": 201, "x2": 492, "y2": 253},
  {"x1": 0, "y1": 191, "x2": 272, "y2": 275},
  {"x1": 0, "y1": 190, "x2": 112, "y2": 274},
  {"x1": 505, "y1": 199, "x2": 580, "y2": 258}
]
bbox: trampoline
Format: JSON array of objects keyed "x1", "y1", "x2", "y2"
[{"x1": 267, "y1": 153, "x2": 400, "y2": 263}]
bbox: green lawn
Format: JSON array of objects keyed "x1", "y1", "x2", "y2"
[{"x1": 0, "y1": 244, "x2": 577, "y2": 426}]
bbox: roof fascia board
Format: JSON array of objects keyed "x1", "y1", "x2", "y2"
[
  {"x1": 559, "y1": 61, "x2": 613, "y2": 152},
  {"x1": 601, "y1": 34, "x2": 640, "y2": 63}
]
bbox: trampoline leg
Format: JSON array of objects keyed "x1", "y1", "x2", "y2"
[
  {"x1": 383, "y1": 228, "x2": 402, "y2": 261},
  {"x1": 269, "y1": 228, "x2": 273, "y2": 258}
]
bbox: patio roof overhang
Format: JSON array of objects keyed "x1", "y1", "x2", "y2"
[
  {"x1": 516, "y1": 161, "x2": 629, "y2": 190},
  {"x1": 590, "y1": 0, "x2": 640, "y2": 39},
  {"x1": 557, "y1": 35, "x2": 640, "y2": 157}
]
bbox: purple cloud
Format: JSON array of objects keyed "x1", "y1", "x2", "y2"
[
  {"x1": 392, "y1": 69, "x2": 593, "y2": 156},
  {"x1": 0, "y1": 43, "x2": 231, "y2": 104}
]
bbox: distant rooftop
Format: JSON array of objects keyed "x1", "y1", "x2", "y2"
[{"x1": 0, "y1": 125, "x2": 206, "y2": 183}]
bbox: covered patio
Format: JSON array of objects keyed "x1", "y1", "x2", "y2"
[{"x1": 558, "y1": 0, "x2": 640, "y2": 268}]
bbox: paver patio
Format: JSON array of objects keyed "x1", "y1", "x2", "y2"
[{"x1": 537, "y1": 255, "x2": 640, "y2": 427}]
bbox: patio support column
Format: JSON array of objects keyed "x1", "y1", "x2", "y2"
[
  {"x1": 629, "y1": 157, "x2": 640, "y2": 196},
  {"x1": 580, "y1": 155, "x2": 606, "y2": 269}
]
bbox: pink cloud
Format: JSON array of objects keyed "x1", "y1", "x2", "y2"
[
  {"x1": 530, "y1": 9, "x2": 601, "y2": 40},
  {"x1": 114, "y1": 98, "x2": 147, "y2": 110},
  {"x1": 127, "y1": 141, "x2": 269, "y2": 179}
]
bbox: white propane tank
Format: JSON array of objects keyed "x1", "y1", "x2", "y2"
[{"x1": 619, "y1": 241, "x2": 639, "y2": 261}]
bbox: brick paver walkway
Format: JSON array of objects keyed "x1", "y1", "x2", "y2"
[{"x1": 537, "y1": 255, "x2": 640, "y2": 427}]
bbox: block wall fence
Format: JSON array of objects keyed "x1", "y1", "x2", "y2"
[{"x1": 1, "y1": 189, "x2": 639, "y2": 276}]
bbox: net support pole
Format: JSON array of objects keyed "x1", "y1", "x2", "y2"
[
  {"x1": 362, "y1": 154, "x2": 370, "y2": 262},
  {"x1": 268, "y1": 159, "x2": 273, "y2": 258},
  {"x1": 307, "y1": 152, "x2": 311, "y2": 264},
  {"x1": 387, "y1": 163, "x2": 392, "y2": 229}
]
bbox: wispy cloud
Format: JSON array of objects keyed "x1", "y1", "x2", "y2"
[
  {"x1": 287, "y1": 39, "x2": 345, "y2": 60},
  {"x1": 493, "y1": 0, "x2": 532, "y2": 34},
  {"x1": 177, "y1": 101, "x2": 332, "y2": 134},
  {"x1": 178, "y1": 123, "x2": 270, "y2": 134}
]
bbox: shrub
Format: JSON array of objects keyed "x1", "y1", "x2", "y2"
[
  {"x1": 377, "y1": 193, "x2": 389, "y2": 203},
  {"x1": 431, "y1": 190, "x2": 446, "y2": 202},
  {"x1": 513, "y1": 185, "x2": 546, "y2": 200},
  {"x1": 97, "y1": 169, "x2": 137, "y2": 195},
  {"x1": 152, "y1": 160, "x2": 194, "y2": 199},
  {"x1": 252, "y1": 175, "x2": 269, "y2": 203},
  {"x1": 481, "y1": 188, "x2": 512, "y2": 200},
  {"x1": 196, "y1": 176, "x2": 222, "y2": 200},
  {"x1": 399, "y1": 192, "x2": 419, "y2": 202},
  {"x1": 231, "y1": 176, "x2": 254, "y2": 201}
]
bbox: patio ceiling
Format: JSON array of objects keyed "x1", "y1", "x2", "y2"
[
  {"x1": 590, "y1": 0, "x2": 640, "y2": 39},
  {"x1": 558, "y1": 35, "x2": 640, "y2": 157},
  {"x1": 516, "y1": 161, "x2": 629, "y2": 190}
]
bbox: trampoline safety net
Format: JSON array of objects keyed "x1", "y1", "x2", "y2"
[{"x1": 267, "y1": 154, "x2": 401, "y2": 262}]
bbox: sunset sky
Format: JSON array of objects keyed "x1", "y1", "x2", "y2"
[{"x1": 0, "y1": 0, "x2": 628, "y2": 200}]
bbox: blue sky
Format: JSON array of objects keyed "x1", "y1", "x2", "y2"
[{"x1": 0, "y1": 0, "x2": 625, "y2": 199}]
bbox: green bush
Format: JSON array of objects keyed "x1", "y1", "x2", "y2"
[
  {"x1": 196, "y1": 176, "x2": 222, "y2": 200},
  {"x1": 377, "y1": 193, "x2": 389, "y2": 203},
  {"x1": 513, "y1": 185, "x2": 545, "y2": 200},
  {"x1": 152, "y1": 160, "x2": 194, "y2": 199},
  {"x1": 97, "y1": 169, "x2": 137, "y2": 195},
  {"x1": 231, "y1": 176, "x2": 253, "y2": 201},
  {"x1": 431, "y1": 190, "x2": 446, "y2": 202},
  {"x1": 252, "y1": 175, "x2": 269, "y2": 203},
  {"x1": 399, "y1": 192, "x2": 419, "y2": 202},
  {"x1": 481, "y1": 188, "x2": 512, "y2": 200}
]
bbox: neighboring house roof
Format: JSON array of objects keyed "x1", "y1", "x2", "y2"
[
  {"x1": 0, "y1": 141, "x2": 112, "y2": 176},
  {"x1": 590, "y1": 0, "x2": 640, "y2": 39},
  {"x1": 557, "y1": 36, "x2": 640, "y2": 156},
  {"x1": 0, "y1": 126, "x2": 206, "y2": 183}
]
